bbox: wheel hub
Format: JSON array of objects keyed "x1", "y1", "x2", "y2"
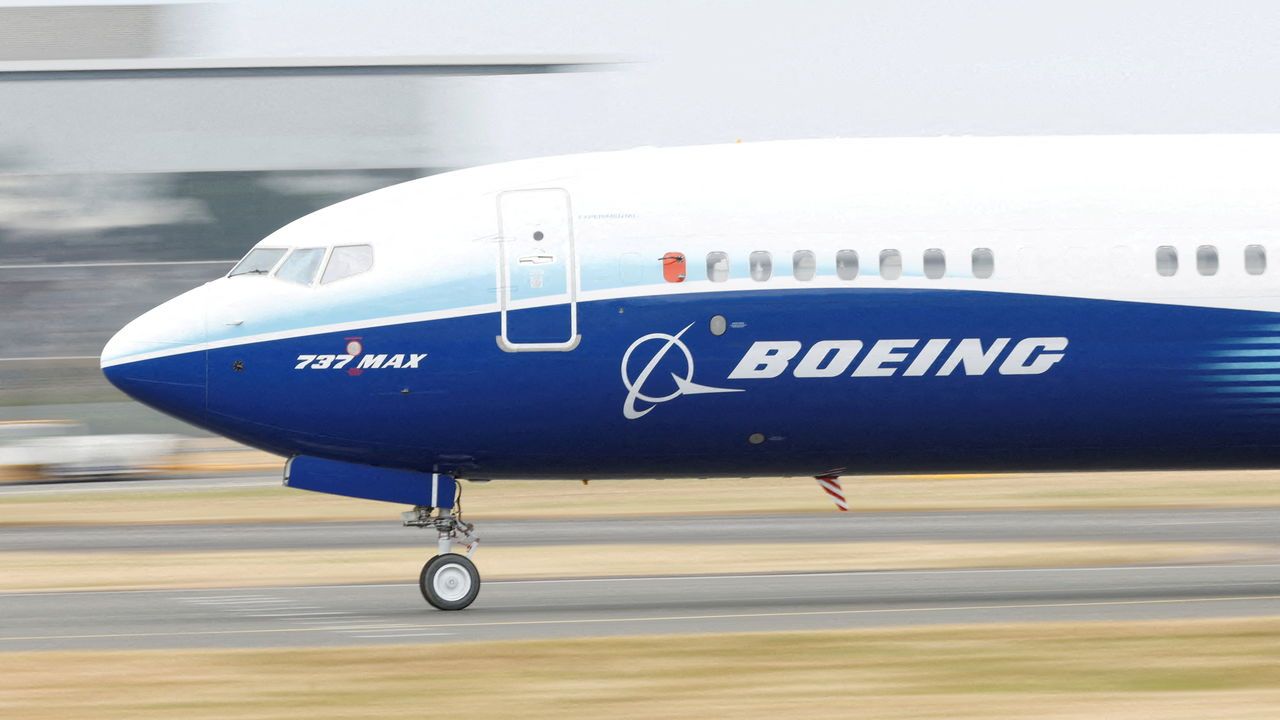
[{"x1": 433, "y1": 563, "x2": 472, "y2": 602}]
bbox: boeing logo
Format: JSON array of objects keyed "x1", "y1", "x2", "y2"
[
  {"x1": 729, "y1": 337, "x2": 1069, "y2": 379},
  {"x1": 620, "y1": 323, "x2": 742, "y2": 420},
  {"x1": 621, "y1": 327, "x2": 1069, "y2": 420}
]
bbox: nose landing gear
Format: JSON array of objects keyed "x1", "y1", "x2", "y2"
[{"x1": 403, "y1": 488, "x2": 481, "y2": 610}]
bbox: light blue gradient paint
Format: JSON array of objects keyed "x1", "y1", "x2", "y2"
[
  {"x1": 1214, "y1": 337, "x2": 1280, "y2": 345},
  {"x1": 1199, "y1": 362, "x2": 1280, "y2": 370},
  {"x1": 1205, "y1": 349, "x2": 1280, "y2": 358}
]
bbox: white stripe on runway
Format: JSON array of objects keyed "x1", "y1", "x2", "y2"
[
  {"x1": 2, "y1": 594, "x2": 1277, "y2": 644},
  {"x1": 7, "y1": 563, "x2": 1280, "y2": 597},
  {"x1": 344, "y1": 632, "x2": 454, "y2": 639}
]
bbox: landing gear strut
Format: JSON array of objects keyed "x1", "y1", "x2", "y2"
[{"x1": 403, "y1": 476, "x2": 481, "y2": 610}]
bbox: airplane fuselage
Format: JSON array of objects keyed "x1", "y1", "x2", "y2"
[{"x1": 102, "y1": 135, "x2": 1280, "y2": 479}]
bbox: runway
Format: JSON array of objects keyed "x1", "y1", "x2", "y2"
[
  {"x1": 4, "y1": 501, "x2": 1280, "y2": 651},
  {"x1": 3, "y1": 564, "x2": 1279, "y2": 650},
  {"x1": 4, "y1": 508, "x2": 1280, "y2": 552}
]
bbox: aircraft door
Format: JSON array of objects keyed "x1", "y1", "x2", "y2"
[{"x1": 497, "y1": 188, "x2": 579, "y2": 351}]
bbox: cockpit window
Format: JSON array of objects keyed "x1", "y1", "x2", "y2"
[
  {"x1": 275, "y1": 248, "x2": 327, "y2": 285},
  {"x1": 321, "y1": 245, "x2": 374, "y2": 284},
  {"x1": 228, "y1": 248, "x2": 287, "y2": 277}
]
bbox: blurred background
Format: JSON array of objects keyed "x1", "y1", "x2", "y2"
[
  {"x1": 4, "y1": 5, "x2": 1280, "y2": 718},
  {"x1": 3, "y1": 0, "x2": 1280, "y2": 469}
]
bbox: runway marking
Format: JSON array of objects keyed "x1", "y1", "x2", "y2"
[
  {"x1": 185, "y1": 597, "x2": 290, "y2": 602},
  {"x1": 3, "y1": 594, "x2": 1279, "y2": 644},
  {"x1": 344, "y1": 632, "x2": 454, "y2": 639},
  {"x1": 6, "y1": 563, "x2": 1280, "y2": 598},
  {"x1": 289, "y1": 594, "x2": 1280, "y2": 634},
  {"x1": 184, "y1": 597, "x2": 287, "y2": 602},
  {"x1": 244, "y1": 612, "x2": 346, "y2": 618},
  {"x1": 182, "y1": 595, "x2": 280, "y2": 601},
  {"x1": 317, "y1": 562, "x2": 1280, "y2": 588},
  {"x1": 228, "y1": 605, "x2": 318, "y2": 610},
  {"x1": 481, "y1": 564, "x2": 1280, "y2": 585}
]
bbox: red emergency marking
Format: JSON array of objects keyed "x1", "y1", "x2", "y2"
[
  {"x1": 815, "y1": 473, "x2": 848, "y2": 512},
  {"x1": 661, "y1": 251, "x2": 686, "y2": 283}
]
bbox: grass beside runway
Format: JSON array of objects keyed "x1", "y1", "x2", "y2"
[
  {"x1": 3, "y1": 617, "x2": 1279, "y2": 719},
  {"x1": 5, "y1": 469, "x2": 1280, "y2": 526},
  {"x1": 0, "y1": 541, "x2": 1271, "y2": 592}
]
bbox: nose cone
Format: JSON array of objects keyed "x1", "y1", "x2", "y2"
[{"x1": 102, "y1": 287, "x2": 208, "y2": 424}]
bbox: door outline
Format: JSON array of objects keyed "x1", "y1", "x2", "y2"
[{"x1": 496, "y1": 188, "x2": 581, "y2": 352}]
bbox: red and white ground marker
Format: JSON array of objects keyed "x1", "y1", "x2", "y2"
[{"x1": 814, "y1": 472, "x2": 848, "y2": 512}]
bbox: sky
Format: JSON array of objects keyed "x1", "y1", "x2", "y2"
[{"x1": 2, "y1": 0, "x2": 1280, "y2": 171}]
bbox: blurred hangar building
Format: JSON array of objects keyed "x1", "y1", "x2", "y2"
[
  {"x1": 5, "y1": 0, "x2": 1280, "y2": 421},
  {"x1": 0, "y1": 1, "x2": 613, "y2": 414}
]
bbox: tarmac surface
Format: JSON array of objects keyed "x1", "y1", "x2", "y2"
[
  {"x1": 2, "y1": 564, "x2": 1279, "y2": 650},
  {"x1": 2, "y1": 496, "x2": 1280, "y2": 650},
  {"x1": 3, "y1": 507, "x2": 1280, "y2": 552}
]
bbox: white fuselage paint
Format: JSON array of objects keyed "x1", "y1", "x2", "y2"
[{"x1": 102, "y1": 135, "x2": 1280, "y2": 370}]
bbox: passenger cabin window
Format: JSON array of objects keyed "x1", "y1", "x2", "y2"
[
  {"x1": 276, "y1": 248, "x2": 326, "y2": 285},
  {"x1": 836, "y1": 249, "x2": 859, "y2": 280},
  {"x1": 923, "y1": 248, "x2": 945, "y2": 279},
  {"x1": 972, "y1": 248, "x2": 995, "y2": 279},
  {"x1": 793, "y1": 250, "x2": 816, "y2": 281},
  {"x1": 662, "y1": 252, "x2": 686, "y2": 283},
  {"x1": 1245, "y1": 244, "x2": 1267, "y2": 275},
  {"x1": 229, "y1": 248, "x2": 287, "y2": 277},
  {"x1": 1155, "y1": 246, "x2": 1178, "y2": 277},
  {"x1": 706, "y1": 252, "x2": 730, "y2": 282},
  {"x1": 322, "y1": 245, "x2": 375, "y2": 284},
  {"x1": 1196, "y1": 245, "x2": 1219, "y2": 276},
  {"x1": 749, "y1": 251, "x2": 772, "y2": 281},
  {"x1": 879, "y1": 249, "x2": 902, "y2": 280}
]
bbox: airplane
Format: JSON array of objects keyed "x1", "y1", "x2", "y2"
[{"x1": 101, "y1": 134, "x2": 1280, "y2": 610}]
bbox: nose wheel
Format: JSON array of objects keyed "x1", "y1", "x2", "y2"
[
  {"x1": 404, "y1": 495, "x2": 481, "y2": 611},
  {"x1": 420, "y1": 553, "x2": 481, "y2": 610}
]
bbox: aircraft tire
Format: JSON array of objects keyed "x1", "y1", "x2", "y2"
[{"x1": 420, "y1": 553, "x2": 481, "y2": 610}]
